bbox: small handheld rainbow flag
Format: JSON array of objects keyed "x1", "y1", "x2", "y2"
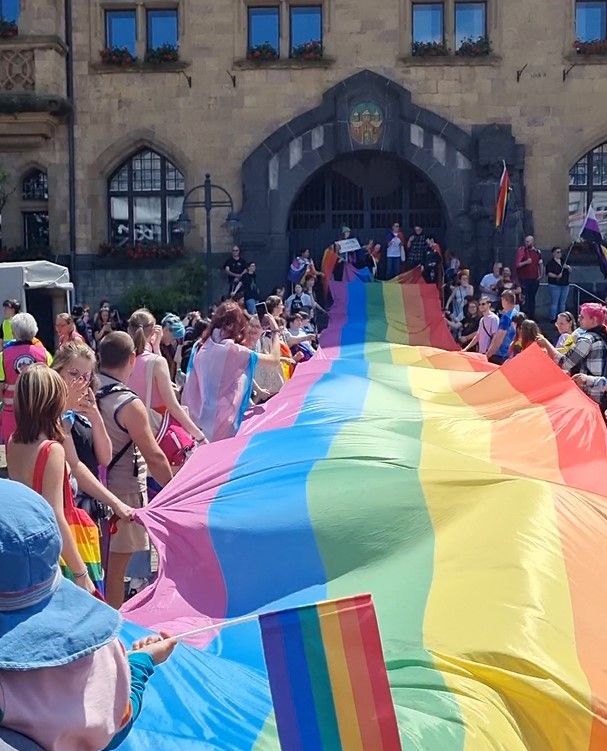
[
  {"x1": 495, "y1": 160, "x2": 510, "y2": 229},
  {"x1": 259, "y1": 593, "x2": 402, "y2": 751}
]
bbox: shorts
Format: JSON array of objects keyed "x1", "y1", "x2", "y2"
[{"x1": 109, "y1": 490, "x2": 149, "y2": 554}]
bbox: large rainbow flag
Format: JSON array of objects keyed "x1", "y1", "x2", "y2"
[{"x1": 119, "y1": 276, "x2": 607, "y2": 750}]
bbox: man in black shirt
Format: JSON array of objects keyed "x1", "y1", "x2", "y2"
[
  {"x1": 545, "y1": 246, "x2": 571, "y2": 322},
  {"x1": 406, "y1": 225, "x2": 427, "y2": 270},
  {"x1": 223, "y1": 245, "x2": 247, "y2": 295},
  {"x1": 237, "y1": 261, "x2": 259, "y2": 314}
]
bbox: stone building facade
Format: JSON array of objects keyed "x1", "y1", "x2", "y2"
[{"x1": 1, "y1": 0, "x2": 607, "y2": 300}]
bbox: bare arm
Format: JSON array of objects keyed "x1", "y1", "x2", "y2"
[
  {"x1": 153, "y1": 357, "x2": 206, "y2": 442},
  {"x1": 462, "y1": 331, "x2": 480, "y2": 352},
  {"x1": 41, "y1": 443, "x2": 95, "y2": 592},
  {"x1": 485, "y1": 329, "x2": 506, "y2": 360},
  {"x1": 120, "y1": 399, "x2": 173, "y2": 487},
  {"x1": 257, "y1": 324, "x2": 280, "y2": 364}
]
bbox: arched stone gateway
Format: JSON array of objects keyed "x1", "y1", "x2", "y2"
[{"x1": 239, "y1": 70, "x2": 531, "y2": 285}]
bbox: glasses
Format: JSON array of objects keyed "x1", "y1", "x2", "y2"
[{"x1": 66, "y1": 369, "x2": 92, "y2": 383}]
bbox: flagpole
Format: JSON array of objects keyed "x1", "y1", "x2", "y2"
[{"x1": 165, "y1": 612, "x2": 262, "y2": 643}]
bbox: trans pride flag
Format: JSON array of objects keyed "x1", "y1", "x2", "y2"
[{"x1": 120, "y1": 276, "x2": 607, "y2": 750}]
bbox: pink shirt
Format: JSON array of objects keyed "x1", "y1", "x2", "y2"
[
  {"x1": 0, "y1": 639, "x2": 131, "y2": 751},
  {"x1": 128, "y1": 350, "x2": 164, "y2": 411}
]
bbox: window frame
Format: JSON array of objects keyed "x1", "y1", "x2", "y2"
[
  {"x1": 22, "y1": 169, "x2": 49, "y2": 202},
  {"x1": 289, "y1": 4, "x2": 323, "y2": 57},
  {"x1": 454, "y1": 0, "x2": 487, "y2": 48},
  {"x1": 105, "y1": 8, "x2": 138, "y2": 54},
  {"x1": 411, "y1": 1, "x2": 445, "y2": 46},
  {"x1": 22, "y1": 211, "x2": 50, "y2": 250},
  {"x1": 0, "y1": 0, "x2": 19, "y2": 23},
  {"x1": 247, "y1": 5, "x2": 281, "y2": 55},
  {"x1": 146, "y1": 7, "x2": 179, "y2": 52},
  {"x1": 575, "y1": 0, "x2": 607, "y2": 41},
  {"x1": 569, "y1": 142, "x2": 607, "y2": 240},
  {"x1": 107, "y1": 149, "x2": 185, "y2": 247}
]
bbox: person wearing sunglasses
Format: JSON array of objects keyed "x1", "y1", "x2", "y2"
[
  {"x1": 462, "y1": 297, "x2": 499, "y2": 356},
  {"x1": 546, "y1": 246, "x2": 571, "y2": 322}
]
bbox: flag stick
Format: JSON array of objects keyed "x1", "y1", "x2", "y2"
[
  {"x1": 563, "y1": 241, "x2": 575, "y2": 266},
  {"x1": 169, "y1": 612, "x2": 262, "y2": 642}
]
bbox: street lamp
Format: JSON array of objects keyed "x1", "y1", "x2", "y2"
[{"x1": 176, "y1": 173, "x2": 240, "y2": 311}]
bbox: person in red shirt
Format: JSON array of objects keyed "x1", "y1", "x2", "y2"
[{"x1": 514, "y1": 235, "x2": 543, "y2": 319}]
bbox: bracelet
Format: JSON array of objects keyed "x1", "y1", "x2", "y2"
[{"x1": 74, "y1": 569, "x2": 88, "y2": 579}]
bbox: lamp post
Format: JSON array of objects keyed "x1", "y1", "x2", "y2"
[{"x1": 176, "y1": 173, "x2": 240, "y2": 311}]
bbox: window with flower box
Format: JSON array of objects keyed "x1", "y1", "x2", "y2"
[
  {"x1": 105, "y1": 9, "x2": 137, "y2": 57},
  {"x1": 407, "y1": 0, "x2": 492, "y2": 58},
  {"x1": 248, "y1": 6, "x2": 280, "y2": 59},
  {"x1": 290, "y1": 6, "x2": 322, "y2": 58},
  {"x1": 0, "y1": 0, "x2": 19, "y2": 37}
]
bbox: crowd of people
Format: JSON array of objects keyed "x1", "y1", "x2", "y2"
[{"x1": 0, "y1": 223, "x2": 606, "y2": 750}]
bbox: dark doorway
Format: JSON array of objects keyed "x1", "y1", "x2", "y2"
[
  {"x1": 287, "y1": 152, "x2": 445, "y2": 268},
  {"x1": 25, "y1": 289, "x2": 56, "y2": 353}
]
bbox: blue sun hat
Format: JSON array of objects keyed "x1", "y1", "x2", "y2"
[{"x1": 0, "y1": 479, "x2": 121, "y2": 670}]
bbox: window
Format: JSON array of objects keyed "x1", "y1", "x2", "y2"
[
  {"x1": 576, "y1": 1, "x2": 607, "y2": 41},
  {"x1": 22, "y1": 169, "x2": 48, "y2": 201},
  {"x1": 108, "y1": 149, "x2": 185, "y2": 246},
  {"x1": 248, "y1": 6, "x2": 280, "y2": 54},
  {"x1": 290, "y1": 6, "x2": 322, "y2": 56},
  {"x1": 147, "y1": 8, "x2": 179, "y2": 51},
  {"x1": 569, "y1": 142, "x2": 607, "y2": 239},
  {"x1": 0, "y1": 0, "x2": 19, "y2": 22},
  {"x1": 23, "y1": 212, "x2": 49, "y2": 250},
  {"x1": 22, "y1": 169, "x2": 49, "y2": 249},
  {"x1": 106, "y1": 9, "x2": 137, "y2": 55},
  {"x1": 455, "y1": 2, "x2": 486, "y2": 48},
  {"x1": 413, "y1": 3, "x2": 444, "y2": 44}
]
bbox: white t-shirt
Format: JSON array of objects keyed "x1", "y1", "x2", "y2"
[
  {"x1": 386, "y1": 235, "x2": 403, "y2": 258},
  {"x1": 477, "y1": 312, "x2": 499, "y2": 354},
  {"x1": 479, "y1": 273, "x2": 500, "y2": 302}
]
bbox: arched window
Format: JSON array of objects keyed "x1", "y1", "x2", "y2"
[
  {"x1": 22, "y1": 169, "x2": 48, "y2": 201},
  {"x1": 569, "y1": 142, "x2": 607, "y2": 240},
  {"x1": 108, "y1": 149, "x2": 185, "y2": 246},
  {"x1": 21, "y1": 168, "x2": 49, "y2": 250}
]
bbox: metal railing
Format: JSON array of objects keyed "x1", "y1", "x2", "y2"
[{"x1": 538, "y1": 281, "x2": 605, "y2": 312}]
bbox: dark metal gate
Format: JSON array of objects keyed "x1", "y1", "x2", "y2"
[{"x1": 287, "y1": 153, "x2": 445, "y2": 268}]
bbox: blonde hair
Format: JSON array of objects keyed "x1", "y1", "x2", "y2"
[
  {"x1": 56, "y1": 312, "x2": 74, "y2": 331},
  {"x1": 13, "y1": 364, "x2": 67, "y2": 444},
  {"x1": 128, "y1": 308, "x2": 155, "y2": 356},
  {"x1": 51, "y1": 341, "x2": 99, "y2": 390}
]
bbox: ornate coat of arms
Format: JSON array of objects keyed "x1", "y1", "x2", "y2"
[{"x1": 349, "y1": 103, "x2": 383, "y2": 146}]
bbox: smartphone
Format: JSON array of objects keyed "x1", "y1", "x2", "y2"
[{"x1": 255, "y1": 302, "x2": 268, "y2": 319}]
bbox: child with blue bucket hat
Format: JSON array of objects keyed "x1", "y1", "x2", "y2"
[{"x1": 0, "y1": 479, "x2": 175, "y2": 750}]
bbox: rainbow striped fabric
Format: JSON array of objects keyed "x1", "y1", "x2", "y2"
[
  {"x1": 260, "y1": 594, "x2": 401, "y2": 751},
  {"x1": 119, "y1": 277, "x2": 607, "y2": 751}
]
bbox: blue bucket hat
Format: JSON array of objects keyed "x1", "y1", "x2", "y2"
[{"x1": 0, "y1": 480, "x2": 121, "y2": 670}]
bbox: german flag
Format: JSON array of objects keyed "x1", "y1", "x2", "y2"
[{"x1": 495, "y1": 160, "x2": 510, "y2": 229}]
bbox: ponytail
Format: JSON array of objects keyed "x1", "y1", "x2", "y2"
[{"x1": 127, "y1": 308, "x2": 155, "y2": 356}]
